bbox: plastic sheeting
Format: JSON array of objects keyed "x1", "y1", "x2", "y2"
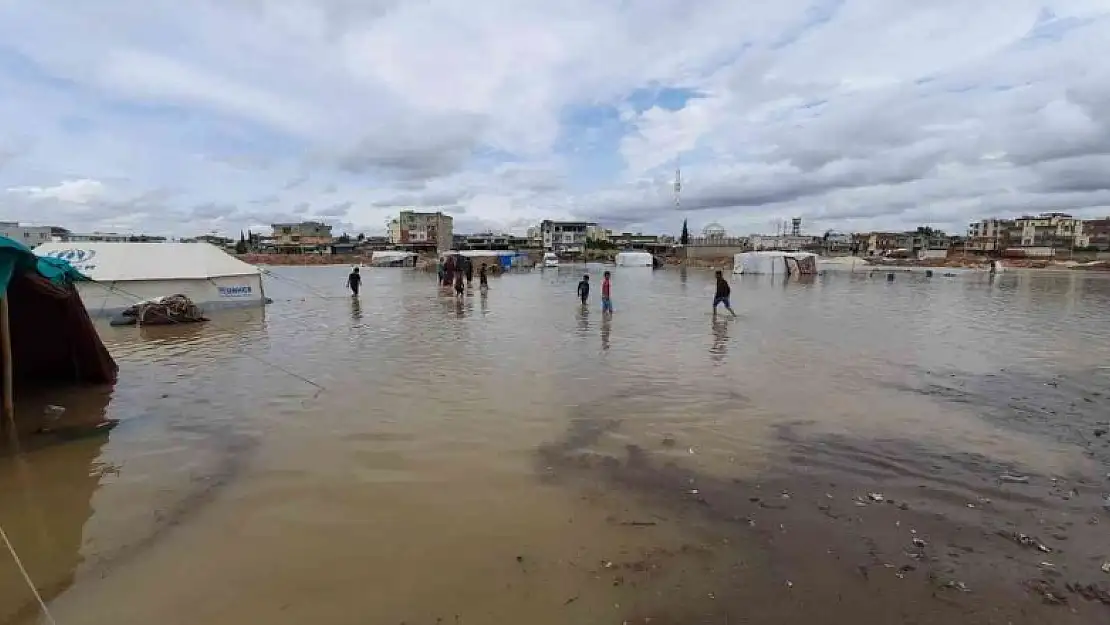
[
  {"x1": 615, "y1": 251, "x2": 654, "y2": 267},
  {"x1": 733, "y1": 251, "x2": 819, "y2": 275}
]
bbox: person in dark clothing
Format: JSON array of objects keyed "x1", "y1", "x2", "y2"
[
  {"x1": 712, "y1": 270, "x2": 736, "y2": 317},
  {"x1": 577, "y1": 274, "x2": 590, "y2": 305},
  {"x1": 479, "y1": 263, "x2": 489, "y2": 291},
  {"x1": 454, "y1": 268, "x2": 465, "y2": 297},
  {"x1": 464, "y1": 257, "x2": 474, "y2": 286},
  {"x1": 346, "y1": 267, "x2": 362, "y2": 296},
  {"x1": 443, "y1": 255, "x2": 456, "y2": 287}
]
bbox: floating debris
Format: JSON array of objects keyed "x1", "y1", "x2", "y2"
[
  {"x1": 1102, "y1": 562, "x2": 1110, "y2": 574},
  {"x1": 785, "y1": 580, "x2": 793, "y2": 588},
  {"x1": 997, "y1": 531, "x2": 1052, "y2": 553},
  {"x1": 943, "y1": 580, "x2": 970, "y2": 593},
  {"x1": 867, "y1": 492, "x2": 885, "y2": 503},
  {"x1": 999, "y1": 474, "x2": 1030, "y2": 484},
  {"x1": 912, "y1": 537, "x2": 927, "y2": 548},
  {"x1": 43, "y1": 404, "x2": 66, "y2": 418}
]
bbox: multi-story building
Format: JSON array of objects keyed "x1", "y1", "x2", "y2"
[
  {"x1": 388, "y1": 211, "x2": 453, "y2": 251},
  {"x1": 586, "y1": 225, "x2": 611, "y2": 243},
  {"x1": 611, "y1": 232, "x2": 660, "y2": 249},
  {"x1": 1013, "y1": 213, "x2": 1086, "y2": 249},
  {"x1": 966, "y1": 219, "x2": 1016, "y2": 253},
  {"x1": 539, "y1": 220, "x2": 596, "y2": 252},
  {"x1": 271, "y1": 221, "x2": 333, "y2": 249},
  {"x1": 63, "y1": 232, "x2": 166, "y2": 243},
  {"x1": 1083, "y1": 218, "x2": 1110, "y2": 250},
  {"x1": 0, "y1": 222, "x2": 53, "y2": 247},
  {"x1": 455, "y1": 232, "x2": 530, "y2": 250}
]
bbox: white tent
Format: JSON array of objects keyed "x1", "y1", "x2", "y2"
[
  {"x1": 615, "y1": 251, "x2": 654, "y2": 267},
  {"x1": 370, "y1": 250, "x2": 418, "y2": 266},
  {"x1": 733, "y1": 251, "x2": 819, "y2": 275},
  {"x1": 34, "y1": 242, "x2": 265, "y2": 316}
]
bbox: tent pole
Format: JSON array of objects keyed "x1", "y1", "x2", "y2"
[{"x1": 1, "y1": 296, "x2": 13, "y2": 430}]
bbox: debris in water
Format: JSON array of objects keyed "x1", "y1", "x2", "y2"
[
  {"x1": 997, "y1": 531, "x2": 1052, "y2": 553},
  {"x1": 1094, "y1": 428, "x2": 1107, "y2": 438},
  {"x1": 780, "y1": 491, "x2": 791, "y2": 500},
  {"x1": 867, "y1": 493, "x2": 885, "y2": 502},
  {"x1": 564, "y1": 596, "x2": 579, "y2": 606},
  {"x1": 660, "y1": 436, "x2": 677, "y2": 448},
  {"x1": 912, "y1": 538, "x2": 927, "y2": 548},
  {"x1": 43, "y1": 404, "x2": 66, "y2": 418},
  {"x1": 688, "y1": 489, "x2": 700, "y2": 495},
  {"x1": 785, "y1": 580, "x2": 793, "y2": 588},
  {"x1": 1101, "y1": 562, "x2": 1110, "y2": 574},
  {"x1": 943, "y1": 580, "x2": 970, "y2": 593},
  {"x1": 999, "y1": 474, "x2": 1030, "y2": 484},
  {"x1": 687, "y1": 447, "x2": 696, "y2": 455}
]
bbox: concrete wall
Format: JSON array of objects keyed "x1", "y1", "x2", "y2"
[{"x1": 684, "y1": 244, "x2": 747, "y2": 260}]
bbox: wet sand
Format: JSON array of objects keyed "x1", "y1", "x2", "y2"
[{"x1": 2, "y1": 267, "x2": 1109, "y2": 624}]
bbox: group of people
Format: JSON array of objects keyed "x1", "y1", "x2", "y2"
[
  {"x1": 436, "y1": 255, "x2": 489, "y2": 297},
  {"x1": 346, "y1": 262, "x2": 736, "y2": 318}
]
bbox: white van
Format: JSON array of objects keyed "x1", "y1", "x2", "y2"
[{"x1": 542, "y1": 252, "x2": 560, "y2": 268}]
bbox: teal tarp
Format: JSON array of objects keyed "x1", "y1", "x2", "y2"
[{"x1": 0, "y1": 235, "x2": 87, "y2": 295}]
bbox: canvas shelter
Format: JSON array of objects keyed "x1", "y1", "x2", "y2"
[
  {"x1": 614, "y1": 251, "x2": 654, "y2": 267},
  {"x1": 733, "y1": 251, "x2": 819, "y2": 275},
  {"x1": 34, "y1": 242, "x2": 265, "y2": 317},
  {"x1": 370, "y1": 250, "x2": 418, "y2": 267},
  {"x1": 0, "y1": 236, "x2": 117, "y2": 427}
]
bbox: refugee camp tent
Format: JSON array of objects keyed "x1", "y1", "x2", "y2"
[
  {"x1": 0, "y1": 235, "x2": 117, "y2": 426},
  {"x1": 733, "y1": 251, "x2": 819, "y2": 275},
  {"x1": 34, "y1": 242, "x2": 265, "y2": 317},
  {"x1": 615, "y1": 251, "x2": 654, "y2": 267},
  {"x1": 370, "y1": 250, "x2": 418, "y2": 267}
]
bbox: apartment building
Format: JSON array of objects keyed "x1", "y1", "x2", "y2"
[
  {"x1": 1083, "y1": 218, "x2": 1110, "y2": 250},
  {"x1": 539, "y1": 220, "x2": 596, "y2": 252},
  {"x1": 1014, "y1": 213, "x2": 1086, "y2": 248},
  {"x1": 388, "y1": 211, "x2": 453, "y2": 251},
  {"x1": 271, "y1": 221, "x2": 333, "y2": 248},
  {"x1": 0, "y1": 222, "x2": 54, "y2": 247}
]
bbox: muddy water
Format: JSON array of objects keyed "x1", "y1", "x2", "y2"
[{"x1": 2, "y1": 266, "x2": 1110, "y2": 624}]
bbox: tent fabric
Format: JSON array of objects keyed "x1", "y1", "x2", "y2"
[
  {"x1": 0, "y1": 235, "x2": 117, "y2": 390},
  {"x1": 615, "y1": 251, "x2": 654, "y2": 267},
  {"x1": 733, "y1": 251, "x2": 819, "y2": 275},
  {"x1": 33, "y1": 242, "x2": 260, "y2": 281},
  {"x1": 0, "y1": 235, "x2": 86, "y2": 295}
]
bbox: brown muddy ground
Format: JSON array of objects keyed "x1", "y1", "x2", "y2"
[{"x1": 536, "y1": 370, "x2": 1110, "y2": 624}]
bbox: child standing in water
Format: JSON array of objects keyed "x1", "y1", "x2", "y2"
[
  {"x1": 479, "y1": 263, "x2": 489, "y2": 291},
  {"x1": 601, "y1": 271, "x2": 613, "y2": 314},
  {"x1": 713, "y1": 270, "x2": 736, "y2": 317},
  {"x1": 454, "y1": 269, "x2": 465, "y2": 298},
  {"x1": 346, "y1": 266, "x2": 362, "y2": 296},
  {"x1": 577, "y1": 274, "x2": 590, "y2": 305}
]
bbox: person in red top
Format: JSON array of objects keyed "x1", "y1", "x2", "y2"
[{"x1": 601, "y1": 270, "x2": 613, "y2": 314}]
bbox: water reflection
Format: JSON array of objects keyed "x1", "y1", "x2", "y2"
[
  {"x1": 350, "y1": 298, "x2": 362, "y2": 320},
  {"x1": 479, "y1": 290, "x2": 488, "y2": 316},
  {"x1": 0, "y1": 387, "x2": 115, "y2": 624},
  {"x1": 600, "y1": 314, "x2": 611, "y2": 350},
  {"x1": 710, "y1": 319, "x2": 729, "y2": 364},
  {"x1": 576, "y1": 304, "x2": 590, "y2": 334}
]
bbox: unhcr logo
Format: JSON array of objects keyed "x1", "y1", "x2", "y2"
[
  {"x1": 218, "y1": 285, "x2": 253, "y2": 298},
  {"x1": 44, "y1": 249, "x2": 96, "y2": 264}
]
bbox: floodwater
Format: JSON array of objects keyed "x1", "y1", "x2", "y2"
[{"x1": 3, "y1": 266, "x2": 1110, "y2": 624}]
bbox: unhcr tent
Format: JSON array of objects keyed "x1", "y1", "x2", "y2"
[
  {"x1": 615, "y1": 251, "x2": 654, "y2": 267},
  {"x1": 0, "y1": 236, "x2": 117, "y2": 425},
  {"x1": 733, "y1": 251, "x2": 819, "y2": 275},
  {"x1": 370, "y1": 250, "x2": 418, "y2": 267},
  {"x1": 34, "y1": 242, "x2": 265, "y2": 317}
]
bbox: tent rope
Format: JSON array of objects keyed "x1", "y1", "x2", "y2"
[{"x1": 0, "y1": 521, "x2": 59, "y2": 625}]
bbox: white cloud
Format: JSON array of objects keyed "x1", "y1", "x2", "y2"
[{"x1": 0, "y1": 0, "x2": 1108, "y2": 239}]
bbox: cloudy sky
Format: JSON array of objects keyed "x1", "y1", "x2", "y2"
[{"x1": 1, "y1": 0, "x2": 1109, "y2": 239}]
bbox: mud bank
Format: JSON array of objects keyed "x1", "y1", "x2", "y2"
[{"x1": 534, "y1": 385, "x2": 1110, "y2": 624}]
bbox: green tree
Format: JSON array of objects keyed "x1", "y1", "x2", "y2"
[
  {"x1": 680, "y1": 219, "x2": 689, "y2": 245},
  {"x1": 235, "y1": 231, "x2": 248, "y2": 254}
]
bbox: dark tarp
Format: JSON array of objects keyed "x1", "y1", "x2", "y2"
[{"x1": 0, "y1": 236, "x2": 117, "y2": 389}]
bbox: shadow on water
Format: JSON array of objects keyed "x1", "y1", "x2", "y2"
[
  {"x1": 576, "y1": 305, "x2": 590, "y2": 335},
  {"x1": 535, "y1": 381, "x2": 1110, "y2": 624},
  {"x1": 709, "y1": 319, "x2": 729, "y2": 364}
]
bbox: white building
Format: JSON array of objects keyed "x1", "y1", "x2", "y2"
[
  {"x1": 540, "y1": 220, "x2": 596, "y2": 252},
  {"x1": 748, "y1": 234, "x2": 817, "y2": 251},
  {"x1": 1014, "y1": 213, "x2": 1087, "y2": 248},
  {"x1": 0, "y1": 222, "x2": 53, "y2": 247}
]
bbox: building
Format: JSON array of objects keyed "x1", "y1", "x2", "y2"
[
  {"x1": 271, "y1": 221, "x2": 333, "y2": 250},
  {"x1": 455, "y1": 232, "x2": 531, "y2": 250},
  {"x1": 586, "y1": 225, "x2": 611, "y2": 243},
  {"x1": 539, "y1": 220, "x2": 596, "y2": 252},
  {"x1": 1083, "y1": 218, "x2": 1110, "y2": 250},
  {"x1": 388, "y1": 211, "x2": 453, "y2": 252},
  {"x1": 63, "y1": 232, "x2": 167, "y2": 243},
  {"x1": 702, "y1": 223, "x2": 727, "y2": 239},
  {"x1": 966, "y1": 219, "x2": 1016, "y2": 253},
  {"x1": 0, "y1": 222, "x2": 53, "y2": 247},
  {"x1": 749, "y1": 234, "x2": 818, "y2": 251},
  {"x1": 1013, "y1": 213, "x2": 1086, "y2": 249},
  {"x1": 610, "y1": 232, "x2": 660, "y2": 249}
]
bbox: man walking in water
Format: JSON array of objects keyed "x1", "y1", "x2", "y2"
[
  {"x1": 454, "y1": 267, "x2": 465, "y2": 298},
  {"x1": 713, "y1": 270, "x2": 736, "y2": 317},
  {"x1": 346, "y1": 266, "x2": 362, "y2": 297},
  {"x1": 479, "y1": 263, "x2": 489, "y2": 291},
  {"x1": 464, "y1": 256, "x2": 474, "y2": 288},
  {"x1": 577, "y1": 274, "x2": 590, "y2": 305},
  {"x1": 601, "y1": 271, "x2": 613, "y2": 315}
]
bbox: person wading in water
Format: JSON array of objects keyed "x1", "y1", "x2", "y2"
[{"x1": 346, "y1": 267, "x2": 362, "y2": 296}]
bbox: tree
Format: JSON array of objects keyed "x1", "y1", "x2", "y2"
[
  {"x1": 235, "y1": 230, "x2": 248, "y2": 254},
  {"x1": 680, "y1": 219, "x2": 690, "y2": 246},
  {"x1": 356, "y1": 233, "x2": 365, "y2": 242}
]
